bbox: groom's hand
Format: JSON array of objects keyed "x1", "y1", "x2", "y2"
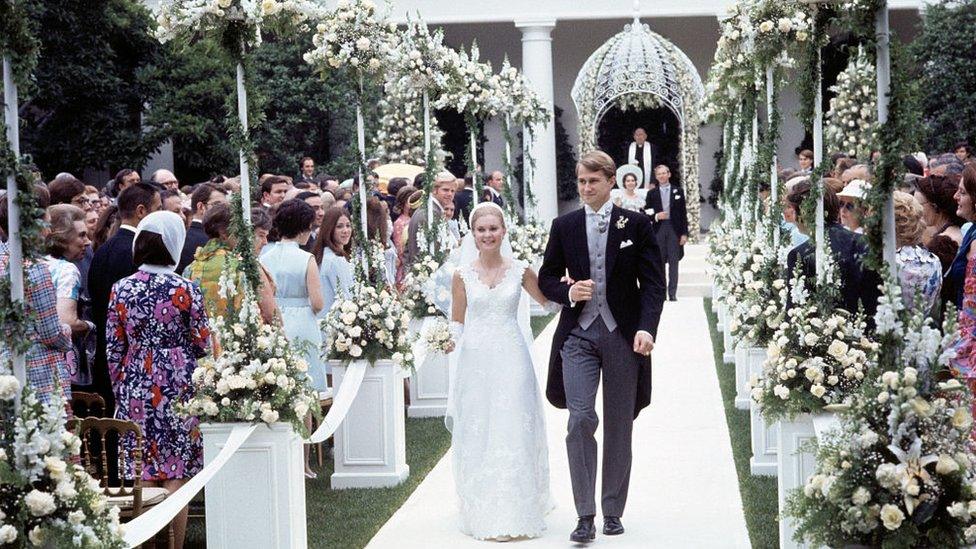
[
  {"x1": 569, "y1": 280, "x2": 594, "y2": 302},
  {"x1": 633, "y1": 331, "x2": 655, "y2": 356}
]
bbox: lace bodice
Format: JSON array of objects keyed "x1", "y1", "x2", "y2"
[{"x1": 459, "y1": 260, "x2": 527, "y2": 346}]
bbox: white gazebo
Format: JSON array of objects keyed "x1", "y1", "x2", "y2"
[{"x1": 571, "y1": 15, "x2": 705, "y2": 238}]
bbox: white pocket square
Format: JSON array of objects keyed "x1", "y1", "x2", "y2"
[
  {"x1": 620, "y1": 240, "x2": 634, "y2": 249},
  {"x1": 644, "y1": 208, "x2": 655, "y2": 215}
]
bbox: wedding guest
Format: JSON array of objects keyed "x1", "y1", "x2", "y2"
[
  {"x1": 48, "y1": 174, "x2": 88, "y2": 210},
  {"x1": 483, "y1": 171, "x2": 505, "y2": 207},
  {"x1": 915, "y1": 174, "x2": 964, "y2": 272},
  {"x1": 43, "y1": 204, "x2": 94, "y2": 385},
  {"x1": 297, "y1": 156, "x2": 322, "y2": 187},
  {"x1": 367, "y1": 196, "x2": 398, "y2": 285},
  {"x1": 392, "y1": 186, "x2": 417, "y2": 286},
  {"x1": 837, "y1": 179, "x2": 871, "y2": 233},
  {"x1": 796, "y1": 149, "x2": 814, "y2": 175},
  {"x1": 454, "y1": 173, "x2": 477, "y2": 224},
  {"x1": 85, "y1": 209, "x2": 99, "y2": 236},
  {"x1": 785, "y1": 180, "x2": 882, "y2": 322},
  {"x1": 107, "y1": 211, "x2": 209, "y2": 549},
  {"x1": 831, "y1": 157, "x2": 858, "y2": 180},
  {"x1": 407, "y1": 171, "x2": 457, "y2": 265},
  {"x1": 0, "y1": 190, "x2": 72, "y2": 405},
  {"x1": 644, "y1": 164, "x2": 688, "y2": 301},
  {"x1": 955, "y1": 142, "x2": 972, "y2": 163},
  {"x1": 110, "y1": 169, "x2": 141, "y2": 198},
  {"x1": 160, "y1": 190, "x2": 185, "y2": 221},
  {"x1": 387, "y1": 178, "x2": 410, "y2": 217},
  {"x1": 298, "y1": 191, "x2": 325, "y2": 252},
  {"x1": 90, "y1": 204, "x2": 120, "y2": 251},
  {"x1": 178, "y1": 183, "x2": 226, "y2": 273},
  {"x1": 948, "y1": 166, "x2": 976, "y2": 310},
  {"x1": 612, "y1": 165, "x2": 646, "y2": 212},
  {"x1": 313, "y1": 207, "x2": 354, "y2": 320},
  {"x1": 183, "y1": 203, "x2": 276, "y2": 324},
  {"x1": 893, "y1": 191, "x2": 942, "y2": 315},
  {"x1": 443, "y1": 201, "x2": 461, "y2": 248},
  {"x1": 261, "y1": 199, "x2": 324, "y2": 479},
  {"x1": 841, "y1": 164, "x2": 872, "y2": 185},
  {"x1": 88, "y1": 183, "x2": 160, "y2": 413},
  {"x1": 320, "y1": 189, "x2": 337, "y2": 210},
  {"x1": 84, "y1": 186, "x2": 102, "y2": 215},
  {"x1": 260, "y1": 175, "x2": 290, "y2": 209},
  {"x1": 151, "y1": 169, "x2": 181, "y2": 193},
  {"x1": 931, "y1": 153, "x2": 966, "y2": 176}
]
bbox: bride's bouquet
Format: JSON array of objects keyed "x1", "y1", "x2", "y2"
[
  {"x1": 420, "y1": 318, "x2": 454, "y2": 355},
  {"x1": 184, "y1": 267, "x2": 319, "y2": 433},
  {"x1": 0, "y1": 381, "x2": 126, "y2": 548}
]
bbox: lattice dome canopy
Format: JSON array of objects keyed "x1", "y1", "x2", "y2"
[{"x1": 571, "y1": 20, "x2": 705, "y2": 127}]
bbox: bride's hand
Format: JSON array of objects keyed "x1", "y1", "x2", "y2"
[
  {"x1": 445, "y1": 340, "x2": 456, "y2": 353},
  {"x1": 560, "y1": 275, "x2": 576, "y2": 286}
]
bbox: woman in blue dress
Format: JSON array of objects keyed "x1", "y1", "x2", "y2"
[
  {"x1": 313, "y1": 207, "x2": 354, "y2": 319},
  {"x1": 259, "y1": 199, "x2": 324, "y2": 478}
]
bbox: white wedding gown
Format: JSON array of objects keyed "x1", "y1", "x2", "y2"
[{"x1": 448, "y1": 259, "x2": 552, "y2": 540}]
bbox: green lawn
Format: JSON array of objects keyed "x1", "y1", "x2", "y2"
[
  {"x1": 186, "y1": 313, "x2": 555, "y2": 548},
  {"x1": 703, "y1": 298, "x2": 779, "y2": 549}
]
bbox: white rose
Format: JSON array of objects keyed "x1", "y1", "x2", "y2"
[
  {"x1": 0, "y1": 525, "x2": 16, "y2": 543},
  {"x1": 68, "y1": 509, "x2": 86, "y2": 525},
  {"x1": 880, "y1": 504, "x2": 905, "y2": 530},
  {"x1": 24, "y1": 490, "x2": 56, "y2": 516},
  {"x1": 773, "y1": 385, "x2": 790, "y2": 399},
  {"x1": 810, "y1": 385, "x2": 826, "y2": 399},
  {"x1": 294, "y1": 401, "x2": 309, "y2": 417},
  {"x1": 28, "y1": 527, "x2": 44, "y2": 546},
  {"x1": 44, "y1": 456, "x2": 67, "y2": 480},
  {"x1": 803, "y1": 332, "x2": 819, "y2": 346},
  {"x1": 261, "y1": 408, "x2": 280, "y2": 424},
  {"x1": 0, "y1": 375, "x2": 20, "y2": 400},
  {"x1": 851, "y1": 486, "x2": 871, "y2": 506},
  {"x1": 350, "y1": 345, "x2": 363, "y2": 358},
  {"x1": 937, "y1": 454, "x2": 960, "y2": 475},
  {"x1": 778, "y1": 18, "x2": 792, "y2": 33},
  {"x1": 758, "y1": 20, "x2": 774, "y2": 33},
  {"x1": 877, "y1": 391, "x2": 890, "y2": 404},
  {"x1": 826, "y1": 339, "x2": 849, "y2": 358}
]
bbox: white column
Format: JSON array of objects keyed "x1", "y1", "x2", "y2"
[
  {"x1": 3, "y1": 55, "x2": 27, "y2": 395},
  {"x1": 515, "y1": 19, "x2": 558, "y2": 222}
]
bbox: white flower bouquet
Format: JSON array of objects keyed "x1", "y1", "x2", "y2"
[
  {"x1": 401, "y1": 250, "x2": 449, "y2": 319},
  {"x1": 786, "y1": 299, "x2": 976, "y2": 547},
  {"x1": 432, "y1": 42, "x2": 505, "y2": 120},
  {"x1": 751, "y1": 266, "x2": 878, "y2": 422},
  {"x1": 728, "y1": 235, "x2": 788, "y2": 348},
  {"x1": 322, "y1": 278, "x2": 417, "y2": 372},
  {"x1": 749, "y1": 0, "x2": 814, "y2": 59},
  {"x1": 0, "y1": 383, "x2": 125, "y2": 548},
  {"x1": 497, "y1": 57, "x2": 550, "y2": 127},
  {"x1": 154, "y1": 0, "x2": 319, "y2": 49},
  {"x1": 184, "y1": 270, "x2": 319, "y2": 432},
  {"x1": 509, "y1": 221, "x2": 549, "y2": 265},
  {"x1": 825, "y1": 47, "x2": 878, "y2": 159},
  {"x1": 420, "y1": 318, "x2": 454, "y2": 355},
  {"x1": 304, "y1": 0, "x2": 395, "y2": 86}
]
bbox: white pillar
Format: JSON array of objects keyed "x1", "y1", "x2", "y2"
[
  {"x1": 3, "y1": 55, "x2": 27, "y2": 395},
  {"x1": 515, "y1": 19, "x2": 558, "y2": 222}
]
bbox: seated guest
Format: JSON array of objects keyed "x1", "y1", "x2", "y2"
[
  {"x1": 184, "y1": 203, "x2": 277, "y2": 324},
  {"x1": 0, "y1": 190, "x2": 72, "y2": 406},
  {"x1": 837, "y1": 179, "x2": 871, "y2": 233},
  {"x1": 915, "y1": 173, "x2": 964, "y2": 272},
  {"x1": 107, "y1": 211, "x2": 210, "y2": 549},
  {"x1": 43, "y1": 205, "x2": 94, "y2": 385},
  {"x1": 785, "y1": 181, "x2": 882, "y2": 323},
  {"x1": 892, "y1": 191, "x2": 941, "y2": 315}
]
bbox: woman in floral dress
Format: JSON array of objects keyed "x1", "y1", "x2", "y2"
[
  {"x1": 951, "y1": 166, "x2": 976, "y2": 436},
  {"x1": 107, "y1": 211, "x2": 209, "y2": 548}
]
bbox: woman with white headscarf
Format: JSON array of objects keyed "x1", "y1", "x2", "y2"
[{"x1": 106, "y1": 210, "x2": 210, "y2": 549}]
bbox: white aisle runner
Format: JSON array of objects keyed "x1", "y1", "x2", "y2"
[{"x1": 367, "y1": 298, "x2": 749, "y2": 548}]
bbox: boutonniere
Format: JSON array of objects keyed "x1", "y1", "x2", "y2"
[
  {"x1": 674, "y1": 195, "x2": 682, "y2": 201},
  {"x1": 616, "y1": 216, "x2": 628, "y2": 230}
]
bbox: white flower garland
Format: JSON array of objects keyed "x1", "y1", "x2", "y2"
[{"x1": 825, "y1": 47, "x2": 878, "y2": 159}]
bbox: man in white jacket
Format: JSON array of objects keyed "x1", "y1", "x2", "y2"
[{"x1": 627, "y1": 127, "x2": 652, "y2": 188}]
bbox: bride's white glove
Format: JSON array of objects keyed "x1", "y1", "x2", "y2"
[
  {"x1": 542, "y1": 301, "x2": 562, "y2": 314},
  {"x1": 449, "y1": 321, "x2": 464, "y2": 351}
]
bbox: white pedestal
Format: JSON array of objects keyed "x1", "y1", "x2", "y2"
[
  {"x1": 721, "y1": 308, "x2": 735, "y2": 364},
  {"x1": 733, "y1": 344, "x2": 751, "y2": 410},
  {"x1": 330, "y1": 359, "x2": 410, "y2": 489},
  {"x1": 748, "y1": 348, "x2": 778, "y2": 476},
  {"x1": 408, "y1": 351, "x2": 449, "y2": 418},
  {"x1": 777, "y1": 415, "x2": 817, "y2": 549},
  {"x1": 201, "y1": 423, "x2": 307, "y2": 549},
  {"x1": 717, "y1": 302, "x2": 727, "y2": 332},
  {"x1": 711, "y1": 285, "x2": 720, "y2": 312}
]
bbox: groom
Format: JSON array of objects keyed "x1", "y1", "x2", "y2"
[{"x1": 539, "y1": 150, "x2": 666, "y2": 543}]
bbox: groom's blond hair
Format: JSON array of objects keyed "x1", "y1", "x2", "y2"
[{"x1": 577, "y1": 150, "x2": 616, "y2": 179}]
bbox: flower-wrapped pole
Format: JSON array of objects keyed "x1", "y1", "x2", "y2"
[
  {"x1": 235, "y1": 59, "x2": 251, "y2": 221},
  {"x1": 2, "y1": 54, "x2": 25, "y2": 394},
  {"x1": 875, "y1": 3, "x2": 897, "y2": 272}
]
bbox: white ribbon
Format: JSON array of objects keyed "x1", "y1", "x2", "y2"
[
  {"x1": 469, "y1": 128, "x2": 479, "y2": 207},
  {"x1": 304, "y1": 360, "x2": 368, "y2": 444},
  {"x1": 123, "y1": 424, "x2": 258, "y2": 548}
]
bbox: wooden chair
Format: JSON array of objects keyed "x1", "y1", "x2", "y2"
[
  {"x1": 71, "y1": 391, "x2": 107, "y2": 418},
  {"x1": 76, "y1": 418, "x2": 174, "y2": 548},
  {"x1": 312, "y1": 388, "x2": 335, "y2": 468}
]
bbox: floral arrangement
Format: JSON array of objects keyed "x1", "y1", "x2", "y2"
[
  {"x1": 433, "y1": 42, "x2": 505, "y2": 120},
  {"x1": 825, "y1": 47, "x2": 878, "y2": 160},
  {"x1": 401, "y1": 250, "x2": 448, "y2": 318},
  {"x1": 751, "y1": 263, "x2": 878, "y2": 422},
  {"x1": 154, "y1": 0, "x2": 319, "y2": 50},
  {"x1": 702, "y1": 1, "x2": 755, "y2": 122},
  {"x1": 322, "y1": 277, "x2": 417, "y2": 371},
  {"x1": 184, "y1": 269, "x2": 319, "y2": 433},
  {"x1": 727, "y1": 232, "x2": 787, "y2": 348},
  {"x1": 496, "y1": 57, "x2": 550, "y2": 127},
  {"x1": 786, "y1": 291, "x2": 976, "y2": 547},
  {"x1": 304, "y1": 0, "x2": 395, "y2": 87},
  {"x1": 0, "y1": 381, "x2": 125, "y2": 548},
  {"x1": 749, "y1": 0, "x2": 813, "y2": 60},
  {"x1": 389, "y1": 18, "x2": 454, "y2": 93},
  {"x1": 509, "y1": 221, "x2": 549, "y2": 265},
  {"x1": 420, "y1": 318, "x2": 454, "y2": 355},
  {"x1": 373, "y1": 83, "x2": 447, "y2": 167}
]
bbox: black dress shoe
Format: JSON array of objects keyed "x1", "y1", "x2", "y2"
[
  {"x1": 603, "y1": 516, "x2": 625, "y2": 535},
  {"x1": 668, "y1": 296, "x2": 678, "y2": 302},
  {"x1": 570, "y1": 516, "x2": 596, "y2": 543}
]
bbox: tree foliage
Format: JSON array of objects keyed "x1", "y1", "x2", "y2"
[
  {"x1": 914, "y1": 0, "x2": 976, "y2": 153},
  {"x1": 20, "y1": 0, "x2": 165, "y2": 179}
]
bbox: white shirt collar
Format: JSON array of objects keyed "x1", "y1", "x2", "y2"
[
  {"x1": 584, "y1": 200, "x2": 613, "y2": 217},
  {"x1": 120, "y1": 224, "x2": 138, "y2": 234}
]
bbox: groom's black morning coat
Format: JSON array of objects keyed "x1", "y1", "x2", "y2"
[{"x1": 539, "y1": 205, "x2": 666, "y2": 417}]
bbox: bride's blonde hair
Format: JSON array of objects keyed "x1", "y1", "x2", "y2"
[{"x1": 469, "y1": 203, "x2": 507, "y2": 231}]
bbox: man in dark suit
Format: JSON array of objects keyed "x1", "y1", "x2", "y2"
[
  {"x1": 88, "y1": 183, "x2": 160, "y2": 412},
  {"x1": 453, "y1": 173, "x2": 476, "y2": 225},
  {"x1": 406, "y1": 171, "x2": 456, "y2": 265},
  {"x1": 539, "y1": 150, "x2": 666, "y2": 543},
  {"x1": 177, "y1": 183, "x2": 226, "y2": 273},
  {"x1": 482, "y1": 170, "x2": 506, "y2": 208},
  {"x1": 296, "y1": 156, "x2": 323, "y2": 187},
  {"x1": 643, "y1": 164, "x2": 688, "y2": 301}
]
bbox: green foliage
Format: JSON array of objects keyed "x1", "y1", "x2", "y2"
[
  {"x1": 20, "y1": 0, "x2": 165, "y2": 178},
  {"x1": 914, "y1": 0, "x2": 976, "y2": 153},
  {"x1": 0, "y1": 0, "x2": 43, "y2": 92}
]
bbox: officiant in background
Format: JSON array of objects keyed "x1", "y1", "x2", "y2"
[{"x1": 627, "y1": 127, "x2": 653, "y2": 189}]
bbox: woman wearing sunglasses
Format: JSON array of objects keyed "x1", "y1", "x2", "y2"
[{"x1": 837, "y1": 179, "x2": 871, "y2": 233}]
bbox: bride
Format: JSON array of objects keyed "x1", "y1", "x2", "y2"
[{"x1": 447, "y1": 202, "x2": 556, "y2": 541}]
